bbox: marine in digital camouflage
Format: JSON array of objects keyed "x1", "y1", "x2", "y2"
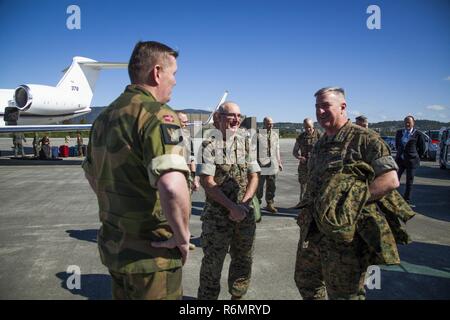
[
  {"x1": 82, "y1": 85, "x2": 190, "y2": 278},
  {"x1": 256, "y1": 129, "x2": 280, "y2": 206},
  {"x1": 295, "y1": 120, "x2": 413, "y2": 300},
  {"x1": 197, "y1": 131, "x2": 261, "y2": 300},
  {"x1": 292, "y1": 129, "x2": 320, "y2": 201}
]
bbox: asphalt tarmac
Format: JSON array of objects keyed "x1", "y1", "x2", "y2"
[{"x1": 0, "y1": 138, "x2": 449, "y2": 300}]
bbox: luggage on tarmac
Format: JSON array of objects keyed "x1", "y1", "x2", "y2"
[
  {"x1": 51, "y1": 146, "x2": 59, "y2": 159},
  {"x1": 59, "y1": 145, "x2": 69, "y2": 157},
  {"x1": 69, "y1": 146, "x2": 77, "y2": 157}
]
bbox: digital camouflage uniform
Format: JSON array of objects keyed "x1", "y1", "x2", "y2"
[
  {"x1": 293, "y1": 130, "x2": 321, "y2": 201},
  {"x1": 294, "y1": 120, "x2": 402, "y2": 300},
  {"x1": 82, "y1": 85, "x2": 190, "y2": 300},
  {"x1": 197, "y1": 131, "x2": 261, "y2": 299},
  {"x1": 256, "y1": 129, "x2": 280, "y2": 205}
]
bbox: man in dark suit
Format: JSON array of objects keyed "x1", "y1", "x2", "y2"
[{"x1": 395, "y1": 116, "x2": 426, "y2": 207}]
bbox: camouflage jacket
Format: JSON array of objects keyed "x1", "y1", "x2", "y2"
[
  {"x1": 82, "y1": 85, "x2": 190, "y2": 274},
  {"x1": 197, "y1": 130, "x2": 261, "y2": 220},
  {"x1": 293, "y1": 130, "x2": 321, "y2": 166},
  {"x1": 257, "y1": 129, "x2": 280, "y2": 175},
  {"x1": 298, "y1": 120, "x2": 407, "y2": 265}
]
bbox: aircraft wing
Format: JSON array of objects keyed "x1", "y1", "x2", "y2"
[{"x1": 0, "y1": 124, "x2": 91, "y2": 133}]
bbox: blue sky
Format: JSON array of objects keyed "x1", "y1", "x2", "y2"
[{"x1": 0, "y1": 0, "x2": 449, "y2": 123}]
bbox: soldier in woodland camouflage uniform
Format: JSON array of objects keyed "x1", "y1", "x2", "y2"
[
  {"x1": 83, "y1": 41, "x2": 191, "y2": 300},
  {"x1": 292, "y1": 118, "x2": 320, "y2": 208},
  {"x1": 197, "y1": 102, "x2": 260, "y2": 300},
  {"x1": 355, "y1": 115, "x2": 369, "y2": 129},
  {"x1": 12, "y1": 132, "x2": 26, "y2": 157},
  {"x1": 32, "y1": 132, "x2": 40, "y2": 157},
  {"x1": 294, "y1": 87, "x2": 412, "y2": 300}
]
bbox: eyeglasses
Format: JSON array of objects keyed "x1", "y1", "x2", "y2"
[{"x1": 219, "y1": 112, "x2": 244, "y2": 120}]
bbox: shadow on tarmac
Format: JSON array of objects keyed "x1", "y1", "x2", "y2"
[
  {"x1": 397, "y1": 183, "x2": 450, "y2": 223},
  {"x1": 413, "y1": 163, "x2": 450, "y2": 179},
  {"x1": 0, "y1": 158, "x2": 83, "y2": 166},
  {"x1": 56, "y1": 272, "x2": 112, "y2": 300},
  {"x1": 191, "y1": 201, "x2": 298, "y2": 219},
  {"x1": 367, "y1": 241, "x2": 450, "y2": 299},
  {"x1": 66, "y1": 229, "x2": 98, "y2": 243},
  {"x1": 56, "y1": 271, "x2": 199, "y2": 300}
]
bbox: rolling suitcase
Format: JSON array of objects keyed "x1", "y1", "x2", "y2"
[
  {"x1": 51, "y1": 146, "x2": 59, "y2": 159},
  {"x1": 59, "y1": 145, "x2": 69, "y2": 157}
]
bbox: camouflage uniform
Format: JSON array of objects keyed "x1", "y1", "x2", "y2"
[
  {"x1": 32, "y1": 133, "x2": 40, "y2": 157},
  {"x1": 76, "y1": 135, "x2": 84, "y2": 157},
  {"x1": 197, "y1": 132, "x2": 261, "y2": 299},
  {"x1": 180, "y1": 127, "x2": 195, "y2": 190},
  {"x1": 294, "y1": 120, "x2": 401, "y2": 300},
  {"x1": 256, "y1": 129, "x2": 280, "y2": 205},
  {"x1": 82, "y1": 85, "x2": 190, "y2": 300},
  {"x1": 292, "y1": 130, "x2": 320, "y2": 201},
  {"x1": 13, "y1": 133, "x2": 26, "y2": 157}
]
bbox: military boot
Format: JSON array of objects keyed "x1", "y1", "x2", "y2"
[{"x1": 266, "y1": 203, "x2": 278, "y2": 213}]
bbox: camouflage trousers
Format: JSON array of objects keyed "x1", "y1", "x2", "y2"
[
  {"x1": 198, "y1": 211, "x2": 256, "y2": 300},
  {"x1": 109, "y1": 268, "x2": 182, "y2": 300},
  {"x1": 298, "y1": 165, "x2": 308, "y2": 201},
  {"x1": 14, "y1": 143, "x2": 24, "y2": 157},
  {"x1": 294, "y1": 229, "x2": 368, "y2": 300},
  {"x1": 256, "y1": 174, "x2": 276, "y2": 204}
]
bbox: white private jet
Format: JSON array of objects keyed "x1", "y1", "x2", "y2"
[{"x1": 0, "y1": 56, "x2": 127, "y2": 133}]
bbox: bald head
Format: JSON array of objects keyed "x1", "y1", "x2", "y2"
[
  {"x1": 303, "y1": 118, "x2": 313, "y2": 127},
  {"x1": 303, "y1": 118, "x2": 314, "y2": 134},
  {"x1": 215, "y1": 101, "x2": 242, "y2": 136},
  {"x1": 218, "y1": 101, "x2": 240, "y2": 113},
  {"x1": 177, "y1": 112, "x2": 188, "y2": 128},
  {"x1": 263, "y1": 117, "x2": 274, "y2": 130}
]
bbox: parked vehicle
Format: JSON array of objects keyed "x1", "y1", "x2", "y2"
[
  {"x1": 438, "y1": 128, "x2": 450, "y2": 170},
  {"x1": 381, "y1": 136, "x2": 396, "y2": 152},
  {"x1": 425, "y1": 130, "x2": 440, "y2": 161}
]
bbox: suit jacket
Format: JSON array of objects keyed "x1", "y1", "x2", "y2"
[{"x1": 395, "y1": 128, "x2": 426, "y2": 168}]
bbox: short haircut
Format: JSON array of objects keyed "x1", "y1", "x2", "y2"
[
  {"x1": 314, "y1": 86, "x2": 345, "y2": 98},
  {"x1": 303, "y1": 117, "x2": 313, "y2": 125},
  {"x1": 217, "y1": 101, "x2": 237, "y2": 113},
  {"x1": 356, "y1": 115, "x2": 368, "y2": 122},
  {"x1": 404, "y1": 115, "x2": 415, "y2": 122},
  {"x1": 128, "y1": 41, "x2": 178, "y2": 84}
]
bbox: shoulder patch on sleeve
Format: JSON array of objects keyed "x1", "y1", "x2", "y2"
[{"x1": 160, "y1": 124, "x2": 182, "y2": 145}]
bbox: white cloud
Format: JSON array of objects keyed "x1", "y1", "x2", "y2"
[
  {"x1": 348, "y1": 110, "x2": 362, "y2": 116},
  {"x1": 445, "y1": 76, "x2": 450, "y2": 81},
  {"x1": 426, "y1": 105, "x2": 447, "y2": 111}
]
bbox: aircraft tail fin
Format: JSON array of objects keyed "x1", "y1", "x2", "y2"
[
  {"x1": 56, "y1": 56, "x2": 127, "y2": 105},
  {"x1": 203, "y1": 91, "x2": 228, "y2": 125}
]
